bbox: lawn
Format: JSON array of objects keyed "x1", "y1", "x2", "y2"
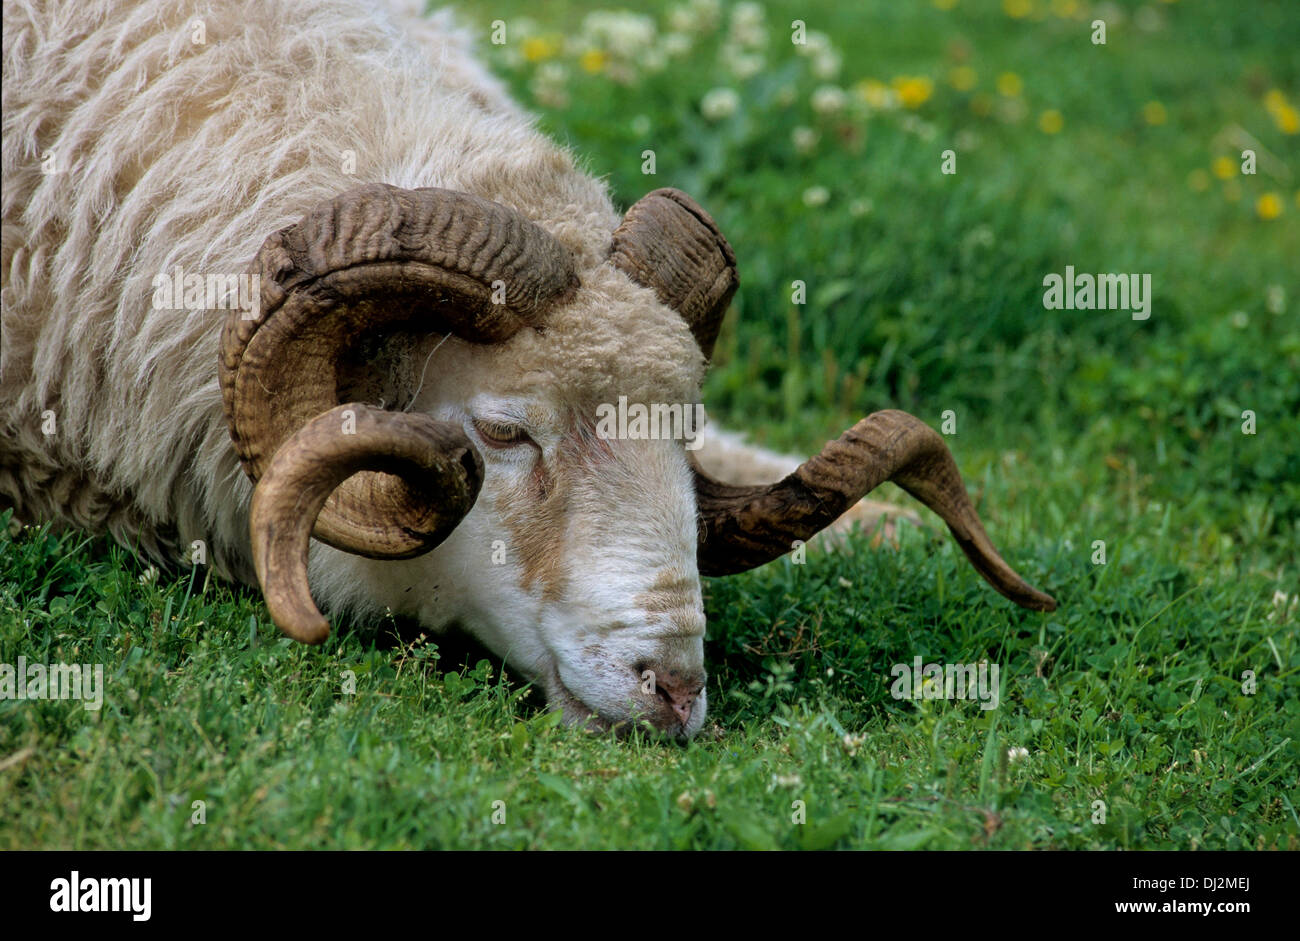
[{"x1": 1, "y1": 0, "x2": 1297, "y2": 850}]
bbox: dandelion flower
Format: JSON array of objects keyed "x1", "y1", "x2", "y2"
[
  {"x1": 854, "y1": 78, "x2": 897, "y2": 110},
  {"x1": 521, "y1": 36, "x2": 559, "y2": 63},
  {"x1": 996, "y1": 72, "x2": 1023, "y2": 97},
  {"x1": 1274, "y1": 104, "x2": 1300, "y2": 135},
  {"x1": 1256, "y1": 192, "x2": 1283, "y2": 220},
  {"x1": 1003, "y1": 0, "x2": 1034, "y2": 19},
  {"x1": 579, "y1": 49, "x2": 606, "y2": 74},
  {"x1": 1142, "y1": 101, "x2": 1167, "y2": 125},
  {"x1": 1211, "y1": 156, "x2": 1236, "y2": 179},
  {"x1": 893, "y1": 75, "x2": 934, "y2": 109},
  {"x1": 1038, "y1": 109, "x2": 1064, "y2": 133}
]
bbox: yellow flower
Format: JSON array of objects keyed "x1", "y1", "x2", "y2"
[
  {"x1": 579, "y1": 49, "x2": 607, "y2": 74},
  {"x1": 892, "y1": 76, "x2": 934, "y2": 109},
  {"x1": 948, "y1": 66, "x2": 977, "y2": 91},
  {"x1": 1264, "y1": 88, "x2": 1288, "y2": 113},
  {"x1": 1274, "y1": 103, "x2": 1300, "y2": 135},
  {"x1": 854, "y1": 78, "x2": 896, "y2": 109},
  {"x1": 1211, "y1": 156, "x2": 1236, "y2": 179},
  {"x1": 1256, "y1": 192, "x2": 1283, "y2": 220},
  {"x1": 1003, "y1": 0, "x2": 1034, "y2": 19},
  {"x1": 933, "y1": 0, "x2": 959, "y2": 9},
  {"x1": 1142, "y1": 101, "x2": 1167, "y2": 125},
  {"x1": 997, "y1": 72, "x2": 1023, "y2": 97},
  {"x1": 1051, "y1": 0, "x2": 1079, "y2": 16},
  {"x1": 1187, "y1": 169, "x2": 1210, "y2": 192},
  {"x1": 1038, "y1": 109, "x2": 1064, "y2": 133},
  {"x1": 522, "y1": 36, "x2": 559, "y2": 63}
]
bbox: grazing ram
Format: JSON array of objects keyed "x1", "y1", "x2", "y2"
[{"x1": 0, "y1": 0, "x2": 1056, "y2": 738}]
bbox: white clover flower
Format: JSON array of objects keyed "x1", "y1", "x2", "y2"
[
  {"x1": 138, "y1": 565, "x2": 159, "y2": 585},
  {"x1": 725, "y1": 49, "x2": 765, "y2": 80},
  {"x1": 1007, "y1": 746, "x2": 1030, "y2": 764},
  {"x1": 791, "y1": 125, "x2": 818, "y2": 153},
  {"x1": 729, "y1": 1, "x2": 767, "y2": 48},
  {"x1": 688, "y1": 0, "x2": 723, "y2": 31},
  {"x1": 811, "y1": 84, "x2": 846, "y2": 114},
  {"x1": 700, "y1": 86, "x2": 740, "y2": 120},
  {"x1": 848, "y1": 198, "x2": 873, "y2": 217},
  {"x1": 661, "y1": 32, "x2": 693, "y2": 58},
  {"x1": 530, "y1": 62, "x2": 569, "y2": 109},
  {"x1": 772, "y1": 773, "x2": 802, "y2": 788},
  {"x1": 668, "y1": 4, "x2": 695, "y2": 32},
  {"x1": 802, "y1": 185, "x2": 830, "y2": 207},
  {"x1": 812, "y1": 50, "x2": 842, "y2": 80},
  {"x1": 641, "y1": 47, "x2": 667, "y2": 73},
  {"x1": 796, "y1": 29, "x2": 832, "y2": 56},
  {"x1": 581, "y1": 11, "x2": 657, "y2": 59},
  {"x1": 1266, "y1": 284, "x2": 1285, "y2": 313}
]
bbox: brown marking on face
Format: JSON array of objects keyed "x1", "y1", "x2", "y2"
[
  {"x1": 494, "y1": 441, "x2": 570, "y2": 603},
  {"x1": 635, "y1": 566, "x2": 701, "y2": 621}
]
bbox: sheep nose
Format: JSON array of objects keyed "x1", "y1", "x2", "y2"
[{"x1": 642, "y1": 666, "x2": 705, "y2": 729}]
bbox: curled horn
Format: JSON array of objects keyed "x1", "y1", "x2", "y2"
[
  {"x1": 610, "y1": 189, "x2": 1056, "y2": 612},
  {"x1": 610, "y1": 188, "x2": 737, "y2": 359},
  {"x1": 251, "y1": 406, "x2": 483, "y2": 643},
  {"x1": 221, "y1": 183, "x2": 578, "y2": 639},
  {"x1": 693, "y1": 411, "x2": 1057, "y2": 610}
]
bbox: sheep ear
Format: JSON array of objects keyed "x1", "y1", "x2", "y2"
[{"x1": 610, "y1": 188, "x2": 738, "y2": 360}]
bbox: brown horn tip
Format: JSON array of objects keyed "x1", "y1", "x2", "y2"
[
  {"x1": 694, "y1": 410, "x2": 1057, "y2": 612},
  {"x1": 249, "y1": 404, "x2": 483, "y2": 643}
]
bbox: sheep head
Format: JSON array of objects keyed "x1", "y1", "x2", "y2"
[{"x1": 220, "y1": 183, "x2": 1056, "y2": 740}]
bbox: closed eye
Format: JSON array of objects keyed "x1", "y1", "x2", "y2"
[{"x1": 473, "y1": 418, "x2": 532, "y2": 449}]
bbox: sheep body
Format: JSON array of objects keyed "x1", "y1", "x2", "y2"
[{"x1": 2, "y1": 0, "x2": 695, "y2": 580}]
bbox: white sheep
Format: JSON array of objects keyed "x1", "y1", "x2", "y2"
[{"x1": 1, "y1": 0, "x2": 1055, "y2": 738}]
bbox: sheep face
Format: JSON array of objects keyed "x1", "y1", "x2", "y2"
[{"x1": 398, "y1": 263, "x2": 713, "y2": 738}]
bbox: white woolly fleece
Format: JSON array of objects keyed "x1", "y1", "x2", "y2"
[{"x1": 1, "y1": 0, "x2": 704, "y2": 581}]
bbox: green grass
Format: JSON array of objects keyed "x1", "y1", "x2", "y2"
[{"x1": 2, "y1": 0, "x2": 1297, "y2": 849}]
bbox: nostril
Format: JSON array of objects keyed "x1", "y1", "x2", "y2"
[{"x1": 638, "y1": 665, "x2": 705, "y2": 729}]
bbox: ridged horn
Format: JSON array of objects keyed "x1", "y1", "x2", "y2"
[
  {"x1": 219, "y1": 182, "x2": 578, "y2": 559},
  {"x1": 694, "y1": 410, "x2": 1057, "y2": 611},
  {"x1": 609, "y1": 187, "x2": 737, "y2": 359}
]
